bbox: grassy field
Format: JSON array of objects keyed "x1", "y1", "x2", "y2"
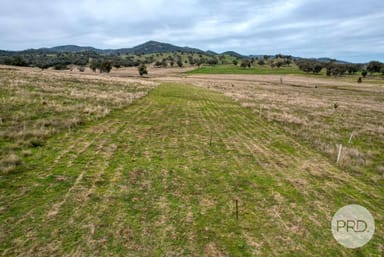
[
  {"x1": 0, "y1": 71, "x2": 383, "y2": 256},
  {"x1": 186, "y1": 64, "x2": 307, "y2": 75},
  {"x1": 191, "y1": 75, "x2": 384, "y2": 188},
  {"x1": 0, "y1": 67, "x2": 155, "y2": 174},
  {"x1": 186, "y1": 64, "x2": 384, "y2": 84}
]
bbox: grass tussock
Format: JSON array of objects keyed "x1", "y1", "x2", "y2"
[{"x1": 0, "y1": 153, "x2": 23, "y2": 174}]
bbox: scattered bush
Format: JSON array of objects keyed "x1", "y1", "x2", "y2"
[
  {"x1": 100, "y1": 60, "x2": 112, "y2": 73},
  {"x1": 325, "y1": 63, "x2": 347, "y2": 77},
  {"x1": 367, "y1": 61, "x2": 383, "y2": 74},
  {"x1": 54, "y1": 63, "x2": 68, "y2": 70},
  {"x1": 30, "y1": 138, "x2": 45, "y2": 148},
  {"x1": 177, "y1": 59, "x2": 183, "y2": 68},
  {"x1": 296, "y1": 60, "x2": 323, "y2": 74},
  {"x1": 240, "y1": 59, "x2": 251, "y2": 68},
  {"x1": 138, "y1": 64, "x2": 148, "y2": 77}
]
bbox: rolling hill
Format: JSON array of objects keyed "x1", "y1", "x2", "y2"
[
  {"x1": 0, "y1": 41, "x2": 351, "y2": 63},
  {"x1": 29, "y1": 41, "x2": 207, "y2": 55}
]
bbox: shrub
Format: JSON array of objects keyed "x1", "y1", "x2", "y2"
[
  {"x1": 100, "y1": 60, "x2": 112, "y2": 73},
  {"x1": 53, "y1": 63, "x2": 68, "y2": 70},
  {"x1": 240, "y1": 59, "x2": 251, "y2": 68},
  {"x1": 367, "y1": 61, "x2": 383, "y2": 74},
  {"x1": 90, "y1": 60, "x2": 99, "y2": 72},
  {"x1": 30, "y1": 138, "x2": 45, "y2": 147},
  {"x1": 138, "y1": 64, "x2": 148, "y2": 77}
]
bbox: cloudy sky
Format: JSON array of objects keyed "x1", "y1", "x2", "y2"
[{"x1": 0, "y1": 0, "x2": 383, "y2": 62}]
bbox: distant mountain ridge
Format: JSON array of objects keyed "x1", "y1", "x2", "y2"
[
  {"x1": 40, "y1": 45, "x2": 100, "y2": 53},
  {"x1": 1, "y1": 40, "x2": 352, "y2": 63},
  {"x1": 128, "y1": 41, "x2": 206, "y2": 54},
  {"x1": 315, "y1": 57, "x2": 350, "y2": 64},
  {"x1": 29, "y1": 41, "x2": 208, "y2": 55},
  {"x1": 222, "y1": 51, "x2": 245, "y2": 58}
]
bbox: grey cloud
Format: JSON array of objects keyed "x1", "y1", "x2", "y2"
[{"x1": 0, "y1": 0, "x2": 383, "y2": 62}]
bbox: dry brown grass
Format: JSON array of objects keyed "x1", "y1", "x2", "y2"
[
  {"x1": 0, "y1": 153, "x2": 22, "y2": 174},
  {"x1": 0, "y1": 66, "x2": 157, "y2": 174},
  {"x1": 156, "y1": 74, "x2": 384, "y2": 185}
]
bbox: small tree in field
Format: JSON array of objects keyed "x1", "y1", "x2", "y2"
[
  {"x1": 258, "y1": 59, "x2": 265, "y2": 66},
  {"x1": 90, "y1": 60, "x2": 99, "y2": 72},
  {"x1": 138, "y1": 64, "x2": 148, "y2": 77},
  {"x1": 240, "y1": 59, "x2": 251, "y2": 68},
  {"x1": 100, "y1": 60, "x2": 112, "y2": 73},
  {"x1": 367, "y1": 61, "x2": 382, "y2": 74}
]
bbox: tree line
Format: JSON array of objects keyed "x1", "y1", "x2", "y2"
[
  {"x1": 296, "y1": 59, "x2": 384, "y2": 76},
  {"x1": 0, "y1": 51, "x2": 221, "y2": 72},
  {"x1": 1, "y1": 50, "x2": 383, "y2": 77}
]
